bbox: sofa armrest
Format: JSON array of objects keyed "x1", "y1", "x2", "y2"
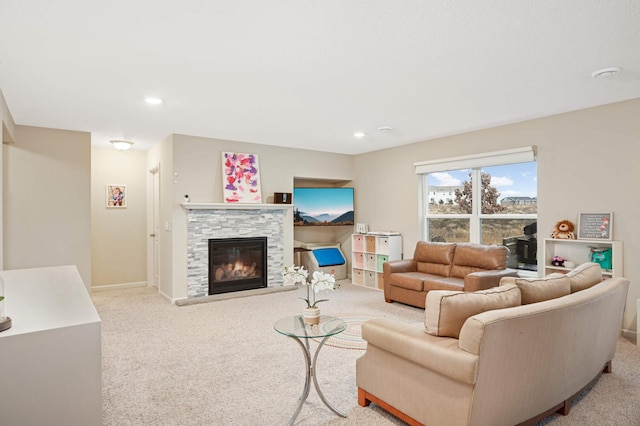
[
  {"x1": 384, "y1": 259, "x2": 417, "y2": 274},
  {"x1": 463, "y1": 268, "x2": 519, "y2": 292},
  {"x1": 361, "y1": 318, "x2": 478, "y2": 385},
  {"x1": 383, "y1": 260, "x2": 418, "y2": 300}
]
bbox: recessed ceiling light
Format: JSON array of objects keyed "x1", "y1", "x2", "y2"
[
  {"x1": 591, "y1": 67, "x2": 621, "y2": 79},
  {"x1": 144, "y1": 97, "x2": 163, "y2": 105},
  {"x1": 353, "y1": 132, "x2": 366, "y2": 138},
  {"x1": 377, "y1": 126, "x2": 393, "y2": 132}
]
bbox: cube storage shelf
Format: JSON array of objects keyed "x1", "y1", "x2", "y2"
[
  {"x1": 542, "y1": 238, "x2": 623, "y2": 278},
  {"x1": 352, "y1": 233, "x2": 402, "y2": 290}
]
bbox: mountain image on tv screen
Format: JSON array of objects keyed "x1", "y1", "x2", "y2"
[{"x1": 293, "y1": 187, "x2": 354, "y2": 226}]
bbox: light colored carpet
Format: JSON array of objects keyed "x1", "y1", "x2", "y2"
[
  {"x1": 92, "y1": 281, "x2": 640, "y2": 425},
  {"x1": 311, "y1": 315, "x2": 377, "y2": 350}
]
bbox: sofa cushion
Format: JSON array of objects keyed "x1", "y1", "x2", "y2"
[
  {"x1": 450, "y1": 243, "x2": 508, "y2": 278},
  {"x1": 389, "y1": 272, "x2": 426, "y2": 291},
  {"x1": 422, "y1": 276, "x2": 465, "y2": 292},
  {"x1": 565, "y1": 262, "x2": 603, "y2": 293},
  {"x1": 500, "y1": 275, "x2": 571, "y2": 304},
  {"x1": 414, "y1": 242, "x2": 456, "y2": 277},
  {"x1": 424, "y1": 284, "x2": 521, "y2": 338}
]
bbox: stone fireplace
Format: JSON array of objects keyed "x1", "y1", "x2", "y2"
[{"x1": 184, "y1": 204, "x2": 292, "y2": 298}]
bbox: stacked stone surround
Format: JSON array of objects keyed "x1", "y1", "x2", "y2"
[{"x1": 186, "y1": 208, "x2": 286, "y2": 298}]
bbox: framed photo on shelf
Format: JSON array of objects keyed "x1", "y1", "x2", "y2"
[
  {"x1": 577, "y1": 212, "x2": 612, "y2": 240},
  {"x1": 106, "y1": 184, "x2": 127, "y2": 208}
]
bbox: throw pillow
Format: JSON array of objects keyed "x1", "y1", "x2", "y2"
[
  {"x1": 424, "y1": 284, "x2": 521, "y2": 338},
  {"x1": 507, "y1": 276, "x2": 571, "y2": 304},
  {"x1": 565, "y1": 262, "x2": 603, "y2": 293}
]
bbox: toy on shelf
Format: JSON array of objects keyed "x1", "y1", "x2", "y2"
[
  {"x1": 551, "y1": 256, "x2": 565, "y2": 267},
  {"x1": 550, "y1": 220, "x2": 576, "y2": 239}
]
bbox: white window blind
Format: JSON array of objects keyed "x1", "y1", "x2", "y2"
[{"x1": 414, "y1": 146, "x2": 536, "y2": 175}]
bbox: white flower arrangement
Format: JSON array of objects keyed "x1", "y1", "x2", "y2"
[{"x1": 282, "y1": 265, "x2": 338, "y2": 308}]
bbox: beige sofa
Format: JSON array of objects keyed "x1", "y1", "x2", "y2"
[
  {"x1": 384, "y1": 241, "x2": 518, "y2": 308},
  {"x1": 357, "y1": 263, "x2": 629, "y2": 426}
]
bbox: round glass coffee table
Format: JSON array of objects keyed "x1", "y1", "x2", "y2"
[{"x1": 274, "y1": 315, "x2": 347, "y2": 425}]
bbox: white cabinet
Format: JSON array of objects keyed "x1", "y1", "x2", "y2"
[
  {"x1": 542, "y1": 238, "x2": 623, "y2": 278},
  {"x1": 0, "y1": 266, "x2": 102, "y2": 426},
  {"x1": 352, "y1": 233, "x2": 402, "y2": 289}
]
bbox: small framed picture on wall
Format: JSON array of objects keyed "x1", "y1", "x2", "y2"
[{"x1": 106, "y1": 184, "x2": 127, "y2": 208}]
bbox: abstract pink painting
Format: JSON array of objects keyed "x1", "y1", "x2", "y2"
[{"x1": 221, "y1": 152, "x2": 262, "y2": 203}]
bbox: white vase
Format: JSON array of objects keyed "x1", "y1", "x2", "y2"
[{"x1": 303, "y1": 307, "x2": 320, "y2": 325}]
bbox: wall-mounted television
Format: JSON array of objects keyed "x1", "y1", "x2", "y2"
[{"x1": 293, "y1": 187, "x2": 354, "y2": 226}]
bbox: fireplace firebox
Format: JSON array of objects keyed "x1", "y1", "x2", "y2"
[{"x1": 208, "y1": 237, "x2": 267, "y2": 295}]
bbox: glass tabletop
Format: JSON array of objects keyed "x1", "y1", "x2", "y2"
[{"x1": 274, "y1": 315, "x2": 347, "y2": 339}]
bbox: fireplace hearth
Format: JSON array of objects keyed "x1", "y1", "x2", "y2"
[{"x1": 208, "y1": 237, "x2": 267, "y2": 295}]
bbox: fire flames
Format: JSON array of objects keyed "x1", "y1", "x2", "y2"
[{"x1": 214, "y1": 261, "x2": 258, "y2": 282}]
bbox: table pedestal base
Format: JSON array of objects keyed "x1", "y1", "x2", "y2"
[{"x1": 286, "y1": 334, "x2": 346, "y2": 425}]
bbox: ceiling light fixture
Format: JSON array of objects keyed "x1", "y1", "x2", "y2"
[
  {"x1": 378, "y1": 126, "x2": 393, "y2": 132},
  {"x1": 110, "y1": 140, "x2": 134, "y2": 151},
  {"x1": 353, "y1": 132, "x2": 366, "y2": 138},
  {"x1": 144, "y1": 97, "x2": 163, "y2": 105},
  {"x1": 591, "y1": 67, "x2": 621, "y2": 79}
]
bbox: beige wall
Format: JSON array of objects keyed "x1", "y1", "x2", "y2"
[
  {"x1": 1, "y1": 89, "x2": 16, "y2": 270},
  {"x1": 1, "y1": 89, "x2": 16, "y2": 144},
  {"x1": 159, "y1": 134, "x2": 354, "y2": 301},
  {"x1": 3, "y1": 125, "x2": 92, "y2": 289},
  {"x1": 353, "y1": 98, "x2": 640, "y2": 334},
  {"x1": 1, "y1": 87, "x2": 636, "y2": 334},
  {"x1": 91, "y1": 146, "x2": 147, "y2": 287}
]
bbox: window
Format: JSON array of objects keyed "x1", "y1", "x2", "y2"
[{"x1": 416, "y1": 148, "x2": 537, "y2": 272}]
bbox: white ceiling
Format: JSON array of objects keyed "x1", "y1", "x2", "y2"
[{"x1": 1, "y1": 1, "x2": 639, "y2": 155}]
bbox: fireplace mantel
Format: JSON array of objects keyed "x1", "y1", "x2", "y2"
[{"x1": 182, "y1": 203, "x2": 293, "y2": 211}]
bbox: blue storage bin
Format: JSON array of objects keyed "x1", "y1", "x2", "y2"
[{"x1": 312, "y1": 248, "x2": 346, "y2": 267}]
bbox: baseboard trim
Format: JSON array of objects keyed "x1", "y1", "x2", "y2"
[
  {"x1": 621, "y1": 328, "x2": 638, "y2": 346},
  {"x1": 92, "y1": 281, "x2": 147, "y2": 292},
  {"x1": 158, "y1": 290, "x2": 173, "y2": 304}
]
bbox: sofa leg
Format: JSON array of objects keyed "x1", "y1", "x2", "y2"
[
  {"x1": 558, "y1": 399, "x2": 571, "y2": 416},
  {"x1": 358, "y1": 388, "x2": 371, "y2": 407},
  {"x1": 384, "y1": 298, "x2": 392, "y2": 303},
  {"x1": 556, "y1": 360, "x2": 612, "y2": 417},
  {"x1": 518, "y1": 359, "x2": 613, "y2": 425}
]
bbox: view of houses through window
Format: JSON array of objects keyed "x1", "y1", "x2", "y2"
[{"x1": 424, "y1": 161, "x2": 537, "y2": 272}]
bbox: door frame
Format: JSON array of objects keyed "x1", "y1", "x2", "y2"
[{"x1": 147, "y1": 164, "x2": 161, "y2": 288}]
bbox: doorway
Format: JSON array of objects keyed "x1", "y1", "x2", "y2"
[{"x1": 148, "y1": 166, "x2": 161, "y2": 288}]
